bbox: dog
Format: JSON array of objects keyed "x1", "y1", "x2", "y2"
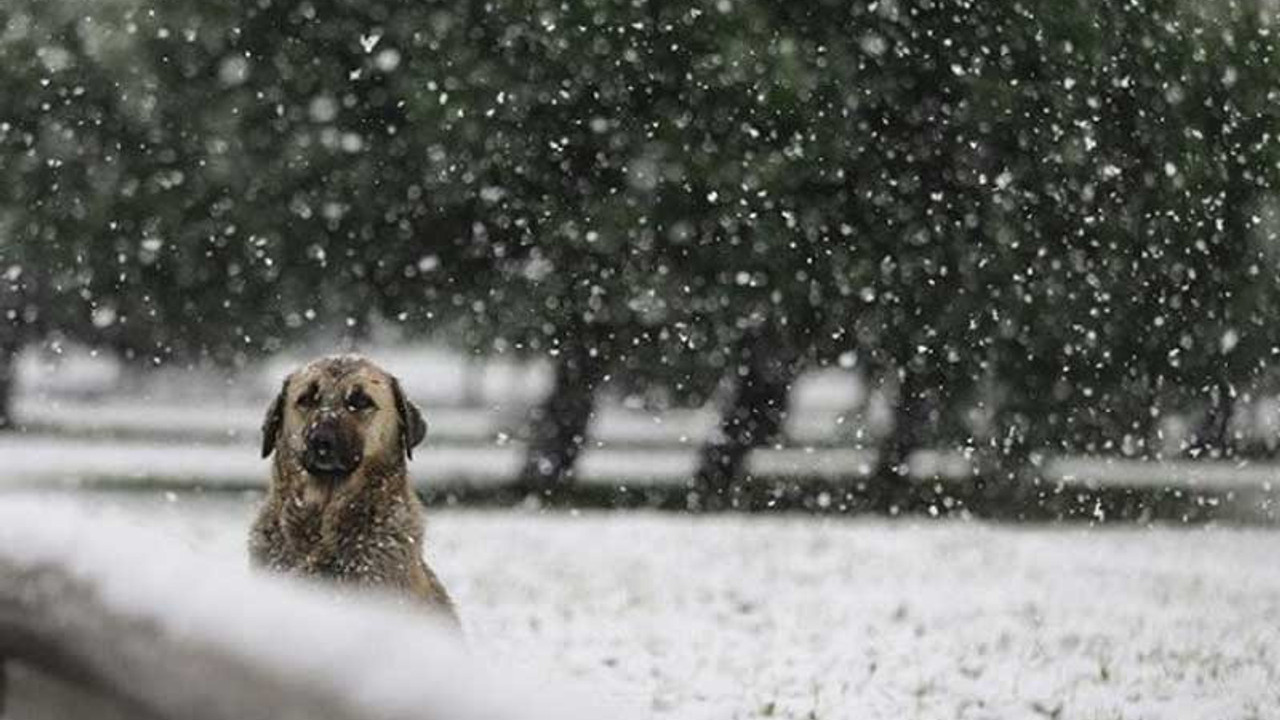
[{"x1": 249, "y1": 354, "x2": 457, "y2": 624}]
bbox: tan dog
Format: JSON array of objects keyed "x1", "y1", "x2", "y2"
[{"x1": 249, "y1": 355, "x2": 457, "y2": 623}]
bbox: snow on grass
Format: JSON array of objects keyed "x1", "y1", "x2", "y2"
[
  {"x1": 13, "y1": 397, "x2": 503, "y2": 443},
  {"x1": 11, "y1": 395, "x2": 853, "y2": 446},
  {"x1": 444, "y1": 514, "x2": 1280, "y2": 720},
  {"x1": 18, "y1": 341, "x2": 862, "y2": 419},
  {"x1": 35, "y1": 491, "x2": 1280, "y2": 720},
  {"x1": 0, "y1": 434, "x2": 876, "y2": 489},
  {"x1": 6, "y1": 433, "x2": 1279, "y2": 516}
]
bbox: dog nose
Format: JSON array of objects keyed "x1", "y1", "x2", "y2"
[
  {"x1": 306, "y1": 424, "x2": 339, "y2": 458},
  {"x1": 303, "y1": 420, "x2": 358, "y2": 479}
]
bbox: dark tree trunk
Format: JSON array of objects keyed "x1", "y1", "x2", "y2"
[
  {"x1": 694, "y1": 330, "x2": 796, "y2": 510},
  {"x1": 1188, "y1": 377, "x2": 1234, "y2": 459},
  {"x1": 868, "y1": 370, "x2": 926, "y2": 513},
  {"x1": 339, "y1": 308, "x2": 373, "y2": 351},
  {"x1": 1133, "y1": 377, "x2": 1163, "y2": 461},
  {"x1": 0, "y1": 334, "x2": 17, "y2": 432},
  {"x1": 0, "y1": 272, "x2": 24, "y2": 432},
  {"x1": 517, "y1": 341, "x2": 605, "y2": 499}
]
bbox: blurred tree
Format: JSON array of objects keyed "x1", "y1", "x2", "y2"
[
  {"x1": 0, "y1": 1, "x2": 158, "y2": 423},
  {"x1": 1176, "y1": 2, "x2": 1280, "y2": 458},
  {"x1": 0, "y1": 0, "x2": 293, "y2": 391},
  {"x1": 405, "y1": 0, "x2": 746, "y2": 494},
  {"x1": 5, "y1": 0, "x2": 1280, "y2": 516},
  {"x1": 0, "y1": 0, "x2": 478, "y2": 430},
  {"x1": 404, "y1": 0, "x2": 1280, "y2": 498}
]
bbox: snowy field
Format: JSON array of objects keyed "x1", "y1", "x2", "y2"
[{"x1": 24, "y1": 491, "x2": 1280, "y2": 720}]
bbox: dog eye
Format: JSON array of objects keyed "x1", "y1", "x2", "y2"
[
  {"x1": 346, "y1": 392, "x2": 375, "y2": 412},
  {"x1": 296, "y1": 385, "x2": 319, "y2": 408}
]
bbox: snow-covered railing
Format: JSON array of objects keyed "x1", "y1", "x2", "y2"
[{"x1": 0, "y1": 499, "x2": 610, "y2": 720}]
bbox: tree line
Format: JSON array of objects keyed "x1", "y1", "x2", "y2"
[{"x1": 2, "y1": 0, "x2": 1279, "y2": 506}]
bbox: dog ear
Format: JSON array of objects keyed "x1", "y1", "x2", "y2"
[
  {"x1": 391, "y1": 377, "x2": 427, "y2": 460},
  {"x1": 261, "y1": 378, "x2": 288, "y2": 459}
]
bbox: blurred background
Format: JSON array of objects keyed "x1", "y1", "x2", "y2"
[
  {"x1": 3, "y1": 0, "x2": 1280, "y2": 518},
  {"x1": 3, "y1": 1, "x2": 1280, "y2": 717}
]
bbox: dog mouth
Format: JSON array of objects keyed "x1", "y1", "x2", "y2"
[{"x1": 302, "y1": 448, "x2": 362, "y2": 480}]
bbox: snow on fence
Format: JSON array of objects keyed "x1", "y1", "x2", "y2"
[{"x1": 0, "y1": 499, "x2": 614, "y2": 720}]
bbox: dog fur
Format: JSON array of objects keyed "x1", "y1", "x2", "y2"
[{"x1": 249, "y1": 355, "x2": 457, "y2": 623}]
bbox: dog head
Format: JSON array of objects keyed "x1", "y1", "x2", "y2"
[{"x1": 260, "y1": 355, "x2": 427, "y2": 482}]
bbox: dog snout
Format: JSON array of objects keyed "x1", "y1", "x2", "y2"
[
  {"x1": 308, "y1": 425, "x2": 337, "y2": 458},
  {"x1": 302, "y1": 420, "x2": 360, "y2": 478}
]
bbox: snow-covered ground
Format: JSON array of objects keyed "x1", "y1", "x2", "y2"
[
  {"x1": 30, "y1": 491, "x2": 1280, "y2": 720},
  {"x1": 10, "y1": 395, "x2": 854, "y2": 446},
  {"x1": 0, "y1": 434, "x2": 877, "y2": 489}
]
